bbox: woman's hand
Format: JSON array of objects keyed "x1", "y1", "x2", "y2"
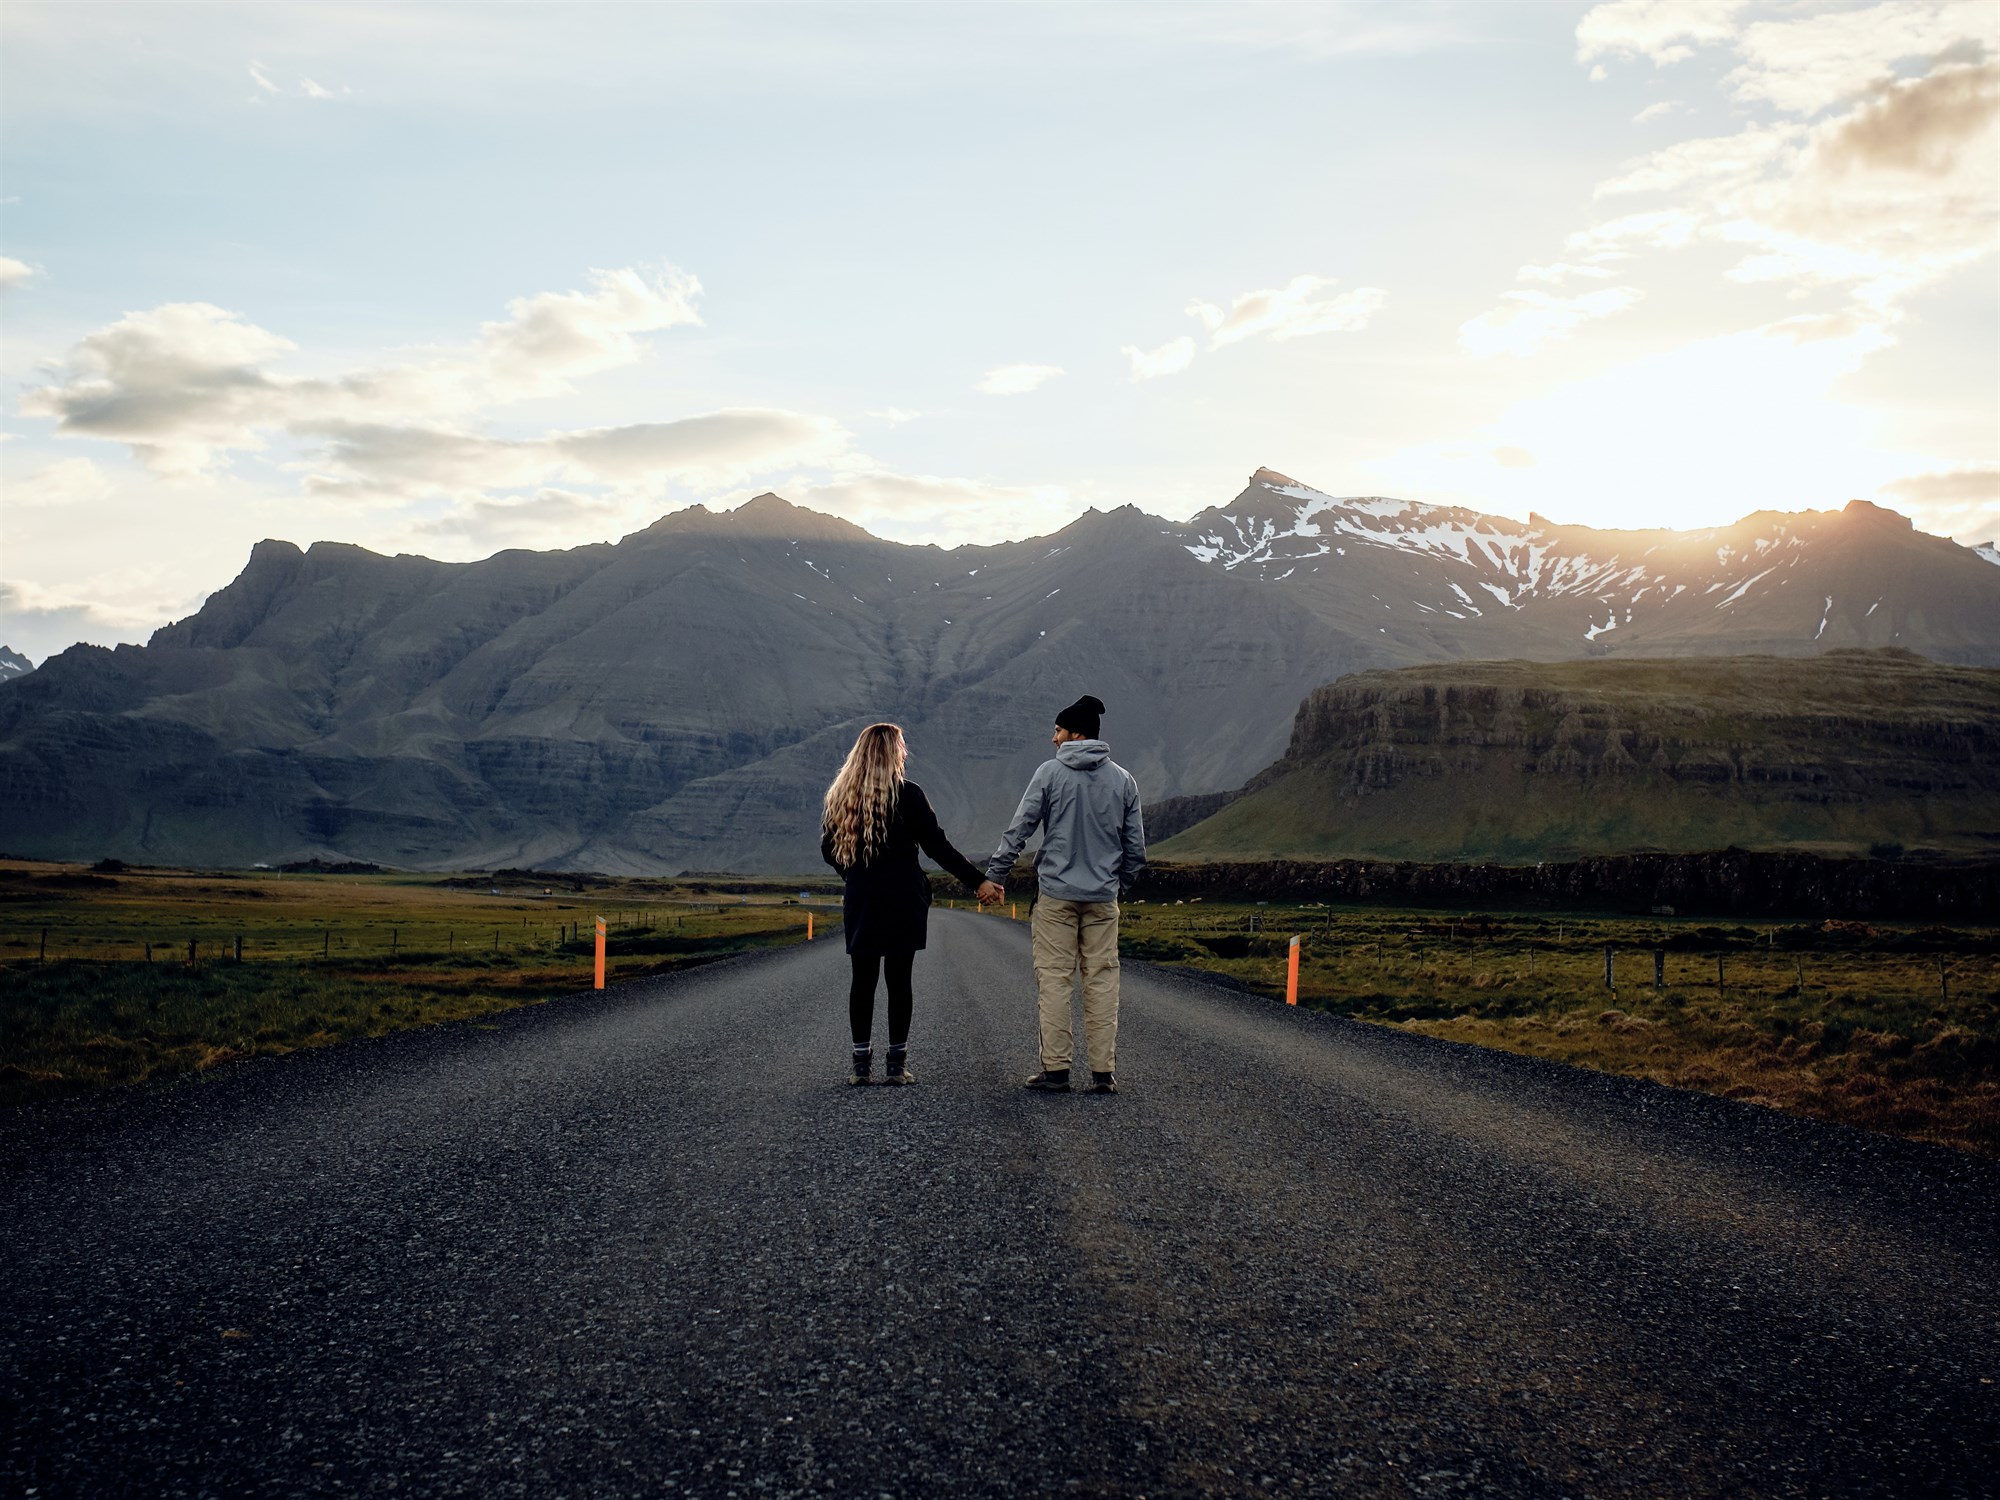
[{"x1": 976, "y1": 880, "x2": 1005, "y2": 906}]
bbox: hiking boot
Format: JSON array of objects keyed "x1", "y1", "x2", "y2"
[
  {"x1": 882, "y1": 1046, "x2": 916, "y2": 1086},
  {"x1": 848, "y1": 1047, "x2": 873, "y2": 1086},
  {"x1": 1023, "y1": 1069, "x2": 1071, "y2": 1091},
  {"x1": 1089, "y1": 1071, "x2": 1118, "y2": 1094}
]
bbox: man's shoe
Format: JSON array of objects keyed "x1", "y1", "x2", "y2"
[
  {"x1": 1089, "y1": 1071, "x2": 1118, "y2": 1094},
  {"x1": 1023, "y1": 1069, "x2": 1071, "y2": 1091},
  {"x1": 882, "y1": 1046, "x2": 916, "y2": 1085},
  {"x1": 848, "y1": 1047, "x2": 873, "y2": 1086}
]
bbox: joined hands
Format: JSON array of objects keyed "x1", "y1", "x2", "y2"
[{"x1": 976, "y1": 880, "x2": 1005, "y2": 907}]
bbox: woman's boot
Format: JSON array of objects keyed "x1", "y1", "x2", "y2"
[
  {"x1": 848, "y1": 1046, "x2": 873, "y2": 1085},
  {"x1": 882, "y1": 1043, "x2": 915, "y2": 1085}
]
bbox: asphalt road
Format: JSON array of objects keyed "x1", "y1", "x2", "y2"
[{"x1": 4, "y1": 910, "x2": 1997, "y2": 1498}]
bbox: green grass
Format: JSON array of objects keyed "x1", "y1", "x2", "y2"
[
  {"x1": 0, "y1": 861, "x2": 839, "y2": 1103},
  {"x1": 1118, "y1": 899, "x2": 2000, "y2": 1156}
]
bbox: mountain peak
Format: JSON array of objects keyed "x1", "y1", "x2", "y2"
[
  {"x1": 1250, "y1": 466, "x2": 1303, "y2": 489},
  {"x1": 643, "y1": 494, "x2": 878, "y2": 545},
  {"x1": 0, "y1": 645, "x2": 33, "y2": 682},
  {"x1": 1842, "y1": 498, "x2": 1914, "y2": 531}
]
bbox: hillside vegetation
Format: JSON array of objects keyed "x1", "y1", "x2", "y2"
[{"x1": 1158, "y1": 649, "x2": 2000, "y2": 863}]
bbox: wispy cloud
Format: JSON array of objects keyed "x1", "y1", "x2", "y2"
[
  {"x1": 1121, "y1": 336, "x2": 1196, "y2": 381},
  {"x1": 1633, "y1": 99, "x2": 1687, "y2": 124},
  {"x1": 0, "y1": 256, "x2": 35, "y2": 294},
  {"x1": 1576, "y1": 0, "x2": 1750, "y2": 68},
  {"x1": 247, "y1": 60, "x2": 279, "y2": 95},
  {"x1": 1458, "y1": 286, "x2": 1644, "y2": 358},
  {"x1": 976, "y1": 363, "x2": 1063, "y2": 395},
  {"x1": 867, "y1": 407, "x2": 921, "y2": 425},
  {"x1": 1186, "y1": 275, "x2": 1385, "y2": 348}
]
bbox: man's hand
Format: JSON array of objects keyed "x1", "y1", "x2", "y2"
[{"x1": 977, "y1": 880, "x2": 1005, "y2": 907}]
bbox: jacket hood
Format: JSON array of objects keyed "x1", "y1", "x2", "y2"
[{"x1": 1056, "y1": 739, "x2": 1110, "y2": 771}]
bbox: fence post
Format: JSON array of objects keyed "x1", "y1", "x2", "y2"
[
  {"x1": 145, "y1": 940, "x2": 152, "y2": 963},
  {"x1": 39, "y1": 927, "x2": 47, "y2": 962},
  {"x1": 1654, "y1": 948, "x2": 1664, "y2": 991},
  {"x1": 1286, "y1": 935, "x2": 1301, "y2": 1006},
  {"x1": 1939, "y1": 956, "x2": 1948, "y2": 1005},
  {"x1": 594, "y1": 917, "x2": 607, "y2": 990},
  {"x1": 235, "y1": 934, "x2": 243, "y2": 964},
  {"x1": 1716, "y1": 954, "x2": 1724, "y2": 996},
  {"x1": 323, "y1": 929, "x2": 330, "y2": 958},
  {"x1": 187, "y1": 938, "x2": 196, "y2": 970},
  {"x1": 1603, "y1": 944, "x2": 1614, "y2": 991}
]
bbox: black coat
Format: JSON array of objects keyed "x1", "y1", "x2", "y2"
[{"x1": 821, "y1": 780, "x2": 987, "y2": 956}]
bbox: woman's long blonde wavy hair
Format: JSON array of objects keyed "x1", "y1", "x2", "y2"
[{"x1": 822, "y1": 723, "x2": 907, "y2": 868}]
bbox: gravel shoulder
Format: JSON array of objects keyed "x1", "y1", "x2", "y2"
[{"x1": 3, "y1": 912, "x2": 1996, "y2": 1497}]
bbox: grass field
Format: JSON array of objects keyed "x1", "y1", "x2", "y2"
[
  {"x1": 7, "y1": 861, "x2": 1996, "y2": 1157},
  {"x1": 1118, "y1": 900, "x2": 2000, "y2": 1157},
  {"x1": 0, "y1": 861, "x2": 842, "y2": 1104}
]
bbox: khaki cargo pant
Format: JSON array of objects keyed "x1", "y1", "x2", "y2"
[{"x1": 1031, "y1": 896, "x2": 1120, "y2": 1073}]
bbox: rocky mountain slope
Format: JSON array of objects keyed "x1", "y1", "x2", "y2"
[
  {"x1": 1186, "y1": 469, "x2": 2000, "y2": 666},
  {"x1": 0, "y1": 647, "x2": 32, "y2": 683},
  {"x1": 2, "y1": 473, "x2": 1994, "y2": 873},
  {"x1": 1156, "y1": 649, "x2": 2000, "y2": 863}
]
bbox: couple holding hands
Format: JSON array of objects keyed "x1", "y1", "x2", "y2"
[{"x1": 819, "y1": 694, "x2": 1146, "y2": 1093}]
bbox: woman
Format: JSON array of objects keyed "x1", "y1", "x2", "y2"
[{"x1": 821, "y1": 722, "x2": 1001, "y2": 1085}]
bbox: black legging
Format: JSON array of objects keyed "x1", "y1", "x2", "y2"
[{"x1": 849, "y1": 951, "x2": 915, "y2": 1047}]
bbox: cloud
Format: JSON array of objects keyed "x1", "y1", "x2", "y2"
[
  {"x1": 1516, "y1": 261, "x2": 1616, "y2": 284},
  {"x1": 0, "y1": 256, "x2": 35, "y2": 293},
  {"x1": 1576, "y1": 0, "x2": 1749, "y2": 67},
  {"x1": 477, "y1": 265, "x2": 702, "y2": 398},
  {"x1": 1535, "y1": 13, "x2": 2000, "y2": 327},
  {"x1": 414, "y1": 487, "x2": 623, "y2": 550},
  {"x1": 299, "y1": 76, "x2": 350, "y2": 100},
  {"x1": 976, "y1": 363, "x2": 1063, "y2": 395},
  {"x1": 7, "y1": 456, "x2": 115, "y2": 508},
  {"x1": 1121, "y1": 336, "x2": 1196, "y2": 381},
  {"x1": 1457, "y1": 286, "x2": 1644, "y2": 358},
  {"x1": 20, "y1": 265, "x2": 708, "y2": 476},
  {"x1": 1187, "y1": 276, "x2": 1385, "y2": 347},
  {"x1": 248, "y1": 60, "x2": 279, "y2": 95},
  {"x1": 0, "y1": 576, "x2": 202, "y2": 660},
  {"x1": 1727, "y1": 2, "x2": 1994, "y2": 116},
  {"x1": 304, "y1": 409, "x2": 848, "y2": 498},
  {"x1": 1883, "y1": 464, "x2": 2000, "y2": 503},
  {"x1": 868, "y1": 407, "x2": 920, "y2": 425},
  {"x1": 1633, "y1": 99, "x2": 1687, "y2": 124},
  {"x1": 22, "y1": 302, "x2": 303, "y2": 476},
  {"x1": 1595, "y1": 121, "x2": 1796, "y2": 196},
  {"x1": 1820, "y1": 58, "x2": 1999, "y2": 174},
  {"x1": 1882, "y1": 464, "x2": 2000, "y2": 542}
]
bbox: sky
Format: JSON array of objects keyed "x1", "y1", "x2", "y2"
[{"x1": 2, "y1": 0, "x2": 1996, "y2": 663}]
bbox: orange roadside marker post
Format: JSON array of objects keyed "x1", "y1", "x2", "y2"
[
  {"x1": 1286, "y1": 934, "x2": 1301, "y2": 1006},
  {"x1": 1011, "y1": 902, "x2": 1018, "y2": 921},
  {"x1": 807, "y1": 912, "x2": 814, "y2": 941},
  {"x1": 594, "y1": 916, "x2": 606, "y2": 990}
]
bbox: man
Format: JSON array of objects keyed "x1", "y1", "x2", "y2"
[{"x1": 985, "y1": 694, "x2": 1145, "y2": 1094}]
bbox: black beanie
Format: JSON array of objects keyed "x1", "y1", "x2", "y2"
[{"x1": 1055, "y1": 694, "x2": 1104, "y2": 738}]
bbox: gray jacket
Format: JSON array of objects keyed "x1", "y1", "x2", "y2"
[{"x1": 986, "y1": 739, "x2": 1146, "y2": 903}]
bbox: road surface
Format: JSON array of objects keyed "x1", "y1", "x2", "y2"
[{"x1": 4, "y1": 910, "x2": 1997, "y2": 1497}]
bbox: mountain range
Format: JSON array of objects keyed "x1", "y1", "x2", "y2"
[{"x1": 3, "y1": 469, "x2": 1995, "y2": 872}]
